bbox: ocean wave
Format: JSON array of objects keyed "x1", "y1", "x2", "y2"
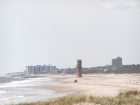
[
  {"x1": 0, "y1": 77, "x2": 59, "y2": 88},
  {"x1": 0, "y1": 90, "x2": 6, "y2": 94},
  {"x1": 0, "y1": 77, "x2": 70, "y2": 105}
]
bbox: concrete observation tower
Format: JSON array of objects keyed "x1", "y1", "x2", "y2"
[{"x1": 76, "y1": 59, "x2": 82, "y2": 77}]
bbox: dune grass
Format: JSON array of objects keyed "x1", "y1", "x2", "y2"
[{"x1": 14, "y1": 90, "x2": 140, "y2": 105}]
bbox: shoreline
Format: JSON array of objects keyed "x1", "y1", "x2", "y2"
[
  {"x1": 31, "y1": 73, "x2": 140, "y2": 98},
  {"x1": 14, "y1": 73, "x2": 140, "y2": 105},
  {"x1": 32, "y1": 75, "x2": 85, "y2": 96},
  {"x1": 2, "y1": 74, "x2": 140, "y2": 104}
]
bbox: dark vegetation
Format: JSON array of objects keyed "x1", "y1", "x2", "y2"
[{"x1": 82, "y1": 64, "x2": 140, "y2": 74}]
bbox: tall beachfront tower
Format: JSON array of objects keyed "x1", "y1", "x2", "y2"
[
  {"x1": 76, "y1": 59, "x2": 82, "y2": 77},
  {"x1": 112, "y1": 57, "x2": 122, "y2": 69}
]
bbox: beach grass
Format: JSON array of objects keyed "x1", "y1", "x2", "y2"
[{"x1": 14, "y1": 90, "x2": 140, "y2": 105}]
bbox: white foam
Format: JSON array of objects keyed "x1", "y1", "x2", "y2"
[
  {"x1": 0, "y1": 95, "x2": 24, "y2": 101},
  {"x1": 0, "y1": 77, "x2": 57, "y2": 88},
  {"x1": 0, "y1": 97, "x2": 10, "y2": 101},
  {"x1": 0, "y1": 77, "x2": 65, "y2": 105},
  {"x1": 0, "y1": 90, "x2": 6, "y2": 94}
]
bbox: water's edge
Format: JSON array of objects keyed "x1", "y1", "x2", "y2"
[{"x1": 0, "y1": 77, "x2": 71, "y2": 105}]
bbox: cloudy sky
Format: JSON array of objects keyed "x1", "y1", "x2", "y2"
[{"x1": 0, "y1": 0, "x2": 140, "y2": 75}]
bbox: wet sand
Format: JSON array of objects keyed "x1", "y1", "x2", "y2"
[{"x1": 33, "y1": 74, "x2": 140, "y2": 97}]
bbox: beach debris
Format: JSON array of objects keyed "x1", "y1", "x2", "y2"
[{"x1": 74, "y1": 79, "x2": 78, "y2": 83}]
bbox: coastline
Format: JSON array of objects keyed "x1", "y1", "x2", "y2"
[
  {"x1": 31, "y1": 73, "x2": 140, "y2": 97},
  {"x1": 0, "y1": 76, "x2": 69, "y2": 105},
  {"x1": 2, "y1": 74, "x2": 140, "y2": 104}
]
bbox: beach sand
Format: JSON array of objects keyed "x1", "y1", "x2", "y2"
[{"x1": 33, "y1": 74, "x2": 140, "y2": 97}]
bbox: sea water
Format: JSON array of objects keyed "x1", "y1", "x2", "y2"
[{"x1": 0, "y1": 77, "x2": 72, "y2": 105}]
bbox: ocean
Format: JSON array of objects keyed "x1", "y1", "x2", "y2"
[{"x1": 0, "y1": 76, "x2": 71, "y2": 105}]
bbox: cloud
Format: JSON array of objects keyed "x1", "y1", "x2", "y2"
[{"x1": 101, "y1": 1, "x2": 140, "y2": 10}]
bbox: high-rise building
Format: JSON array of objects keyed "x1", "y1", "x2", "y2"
[
  {"x1": 76, "y1": 59, "x2": 82, "y2": 77},
  {"x1": 112, "y1": 57, "x2": 122, "y2": 69}
]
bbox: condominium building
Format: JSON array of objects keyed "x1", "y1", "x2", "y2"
[
  {"x1": 26, "y1": 65, "x2": 57, "y2": 74},
  {"x1": 112, "y1": 57, "x2": 122, "y2": 69}
]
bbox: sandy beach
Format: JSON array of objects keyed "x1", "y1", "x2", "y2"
[{"x1": 32, "y1": 74, "x2": 140, "y2": 97}]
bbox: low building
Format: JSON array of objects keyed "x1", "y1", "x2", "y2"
[{"x1": 26, "y1": 64, "x2": 57, "y2": 74}]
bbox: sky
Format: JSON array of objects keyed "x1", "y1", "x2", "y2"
[{"x1": 0, "y1": 0, "x2": 140, "y2": 75}]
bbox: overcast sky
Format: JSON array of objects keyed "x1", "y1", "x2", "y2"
[{"x1": 0, "y1": 0, "x2": 140, "y2": 75}]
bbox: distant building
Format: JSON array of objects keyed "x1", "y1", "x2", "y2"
[
  {"x1": 6, "y1": 72, "x2": 24, "y2": 76},
  {"x1": 26, "y1": 64, "x2": 57, "y2": 74},
  {"x1": 112, "y1": 57, "x2": 122, "y2": 69}
]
